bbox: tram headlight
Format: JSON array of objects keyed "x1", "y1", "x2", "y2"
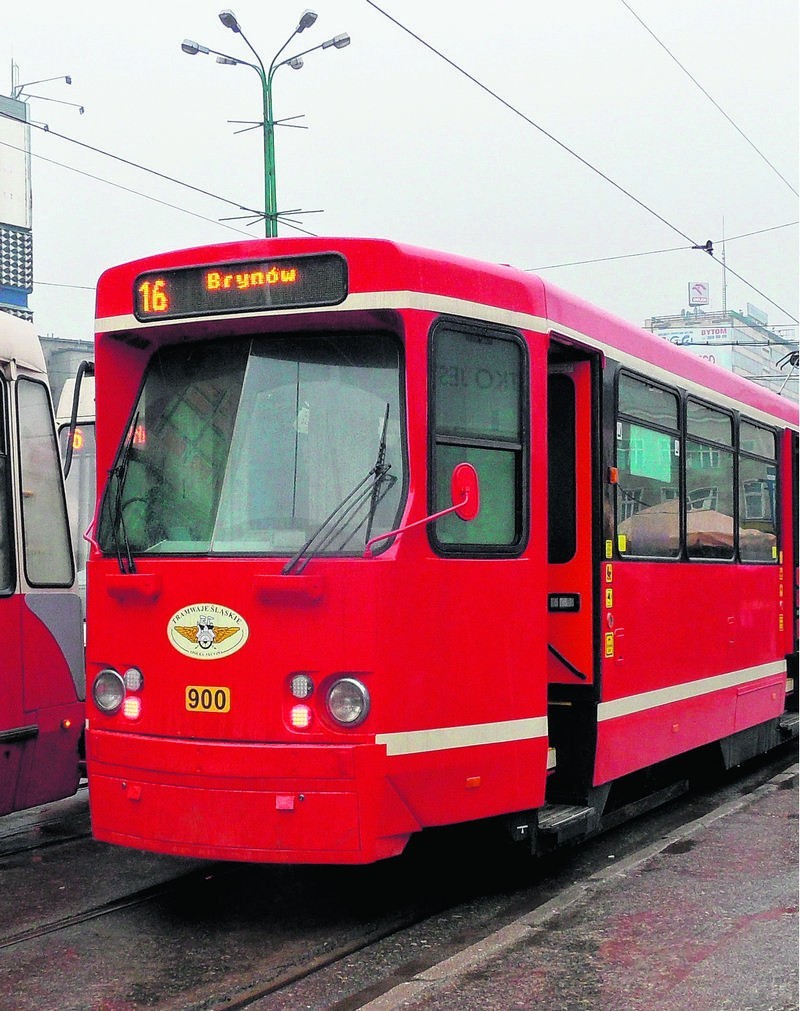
[
  {"x1": 92, "y1": 669, "x2": 125, "y2": 715},
  {"x1": 290, "y1": 704, "x2": 313, "y2": 729},
  {"x1": 289, "y1": 673, "x2": 314, "y2": 699},
  {"x1": 123, "y1": 667, "x2": 144, "y2": 692},
  {"x1": 326, "y1": 677, "x2": 370, "y2": 727}
]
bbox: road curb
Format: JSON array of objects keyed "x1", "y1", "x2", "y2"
[{"x1": 358, "y1": 764, "x2": 798, "y2": 1010}]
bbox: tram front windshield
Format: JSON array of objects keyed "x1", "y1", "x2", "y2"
[{"x1": 97, "y1": 332, "x2": 404, "y2": 557}]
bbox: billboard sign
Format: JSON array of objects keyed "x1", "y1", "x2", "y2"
[{"x1": 0, "y1": 97, "x2": 31, "y2": 230}]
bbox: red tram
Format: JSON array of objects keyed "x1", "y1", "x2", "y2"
[
  {"x1": 0, "y1": 312, "x2": 85, "y2": 815},
  {"x1": 85, "y1": 238, "x2": 798, "y2": 863}
]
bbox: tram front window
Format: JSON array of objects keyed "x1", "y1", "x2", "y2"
[{"x1": 98, "y1": 333, "x2": 405, "y2": 557}]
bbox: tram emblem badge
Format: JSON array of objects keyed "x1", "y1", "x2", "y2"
[{"x1": 167, "y1": 604, "x2": 249, "y2": 660}]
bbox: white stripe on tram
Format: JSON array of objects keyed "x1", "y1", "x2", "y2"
[
  {"x1": 597, "y1": 660, "x2": 787, "y2": 723},
  {"x1": 96, "y1": 289, "x2": 796, "y2": 430},
  {"x1": 375, "y1": 716, "x2": 548, "y2": 757}
]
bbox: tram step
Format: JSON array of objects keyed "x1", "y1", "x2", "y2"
[
  {"x1": 779, "y1": 712, "x2": 800, "y2": 739},
  {"x1": 537, "y1": 803, "x2": 599, "y2": 850}
]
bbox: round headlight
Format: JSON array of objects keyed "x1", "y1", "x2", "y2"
[
  {"x1": 93, "y1": 669, "x2": 125, "y2": 715},
  {"x1": 289, "y1": 673, "x2": 314, "y2": 699},
  {"x1": 326, "y1": 677, "x2": 370, "y2": 727},
  {"x1": 123, "y1": 667, "x2": 144, "y2": 692}
]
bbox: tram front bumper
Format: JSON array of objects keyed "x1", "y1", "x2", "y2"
[{"x1": 87, "y1": 729, "x2": 417, "y2": 864}]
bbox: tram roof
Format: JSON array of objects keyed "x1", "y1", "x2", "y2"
[
  {"x1": 95, "y1": 237, "x2": 798, "y2": 431},
  {"x1": 0, "y1": 312, "x2": 47, "y2": 375}
]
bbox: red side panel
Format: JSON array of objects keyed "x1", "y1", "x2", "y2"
[
  {"x1": 0, "y1": 595, "x2": 82, "y2": 814},
  {"x1": 595, "y1": 560, "x2": 785, "y2": 784}
]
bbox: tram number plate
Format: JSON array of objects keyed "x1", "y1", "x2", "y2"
[{"x1": 186, "y1": 686, "x2": 231, "y2": 713}]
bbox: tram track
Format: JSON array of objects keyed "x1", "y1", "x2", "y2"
[
  {"x1": 0, "y1": 786, "x2": 91, "y2": 862},
  {"x1": 218, "y1": 748, "x2": 800, "y2": 1011},
  {"x1": 0, "y1": 863, "x2": 224, "y2": 952},
  {"x1": 0, "y1": 746, "x2": 794, "y2": 1010}
]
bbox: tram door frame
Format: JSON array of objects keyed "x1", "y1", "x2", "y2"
[
  {"x1": 545, "y1": 337, "x2": 603, "y2": 799},
  {"x1": 0, "y1": 374, "x2": 27, "y2": 813}
]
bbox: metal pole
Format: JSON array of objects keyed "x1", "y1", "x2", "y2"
[
  {"x1": 260, "y1": 66, "x2": 276, "y2": 237},
  {"x1": 233, "y1": 22, "x2": 279, "y2": 237},
  {"x1": 265, "y1": 67, "x2": 278, "y2": 237}
]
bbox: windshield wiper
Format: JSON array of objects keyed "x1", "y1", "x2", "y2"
[
  {"x1": 104, "y1": 412, "x2": 140, "y2": 574},
  {"x1": 365, "y1": 403, "x2": 391, "y2": 545},
  {"x1": 282, "y1": 405, "x2": 395, "y2": 576}
]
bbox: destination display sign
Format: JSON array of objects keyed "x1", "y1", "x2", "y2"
[{"x1": 133, "y1": 252, "x2": 348, "y2": 321}]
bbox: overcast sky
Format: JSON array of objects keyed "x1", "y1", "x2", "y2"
[{"x1": 3, "y1": 0, "x2": 798, "y2": 341}]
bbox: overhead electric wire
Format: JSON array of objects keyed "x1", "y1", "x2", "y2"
[
  {"x1": 35, "y1": 280, "x2": 94, "y2": 291},
  {"x1": 527, "y1": 222, "x2": 799, "y2": 271},
  {"x1": 619, "y1": 0, "x2": 798, "y2": 198},
  {"x1": 0, "y1": 136, "x2": 255, "y2": 238},
  {"x1": 363, "y1": 1, "x2": 798, "y2": 324},
  {"x1": 363, "y1": 1, "x2": 696, "y2": 248},
  {"x1": 0, "y1": 109, "x2": 319, "y2": 238}
]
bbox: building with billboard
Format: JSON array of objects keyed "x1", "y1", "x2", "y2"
[
  {"x1": 0, "y1": 94, "x2": 33, "y2": 321},
  {"x1": 646, "y1": 302, "x2": 798, "y2": 404}
]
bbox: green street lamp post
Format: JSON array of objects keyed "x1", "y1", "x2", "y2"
[{"x1": 182, "y1": 9, "x2": 350, "y2": 237}]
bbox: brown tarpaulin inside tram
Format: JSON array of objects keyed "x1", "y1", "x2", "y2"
[{"x1": 618, "y1": 499, "x2": 776, "y2": 557}]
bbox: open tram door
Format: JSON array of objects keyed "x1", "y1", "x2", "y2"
[{"x1": 545, "y1": 337, "x2": 603, "y2": 807}]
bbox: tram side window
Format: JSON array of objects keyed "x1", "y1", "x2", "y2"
[
  {"x1": 430, "y1": 323, "x2": 526, "y2": 552},
  {"x1": 685, "y1": 400, "x2": 734, "y2": 560},
  {"x1": 615, "y1": 374, "x2": 680, "y2": 558},
  {"x1": 548, "y1": 373, "x2": 576, "y2": 563},
  {"x1": 16, "y1": 379, "x2": 74, "y2": 587},
  {"x1": 739, "y1": 420, "x2": 778, "y2": 562},
  {"x1": 0, "y1": 384, "x2": 13, "y2": 593}
]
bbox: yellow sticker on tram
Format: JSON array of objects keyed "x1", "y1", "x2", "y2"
[{"x1": 185, "y1": 686, "x2": 231, "y2": 713}]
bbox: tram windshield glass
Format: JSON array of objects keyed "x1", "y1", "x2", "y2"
[{"x1": 97, "y1": 333, "x2": 404, "y2": 557}]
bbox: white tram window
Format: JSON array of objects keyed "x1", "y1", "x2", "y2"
[
  {"x1": 16, "y1": 379, "x2": 74, "y2": 587},
  {"x1": 430, "y1": 323, "x2": 526, "y2": 553},
  {"x1": 738, "y1": 420, "x2": 778, "y2": 563},
  {"x1": 615, "y1": 375, "x2": 680, "y2": 558},
  {"x1": 99, "y1": 333, "x2": 404, "y2": 558}
]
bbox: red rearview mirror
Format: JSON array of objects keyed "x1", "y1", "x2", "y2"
[{"x1": 451, "y1": 462, "x2": 480, "y2": 521}]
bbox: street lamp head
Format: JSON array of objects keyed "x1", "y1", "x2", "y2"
[
  {"x1": 322, "y1": 33, "x2": 351, "y2": 50},
  {"x1": 65, "y1": 76, "x2": 72, "y2": 85},
  {"x1": 218, "y1": 9, "x2": 241, "y2": 32},
  {"x1": 288, "y1": 57, "x2": 304, "y2": 70},
  {"x1": 182, "y1": 39, "x2": 210, "y2": 55},
  {"x1": 297, "y1": 10, "x2": 318, "y2": 32},
  {"x1": 216, "y1": 56, "x2": 239, "y2": 65}
]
